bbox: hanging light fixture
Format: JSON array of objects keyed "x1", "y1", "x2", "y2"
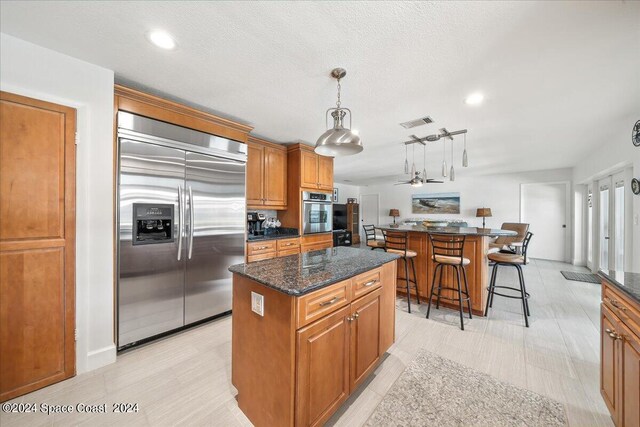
[
  {"x1": 449, "y1": 139, "x2": 455, "y2": 181},
  {"x1": 422, "y1": 144, "x2": 427, "y2": 182},
  {"x1": 411, "y1": 144, "x2": 416, "y2": 177},
  {"x1": 462, "y1": 133, "x2": 469, "y2": 167},
  {"x1": 315, "y1": 68, "x2": 363, "y2": 156},
  {"x1": 404, "y1": 144, "x2": 409, "y2": 174},
  {"x1": 441, "y1": 139, "x2": 447, "y2": 177}
]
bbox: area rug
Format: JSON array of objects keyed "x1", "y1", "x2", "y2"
[
  {"x1": 560, "y1": 271, "x2": 601, "y2": 284},
  {"x1": 365, "y1": 350, "x2": 567, "y2": 427}
]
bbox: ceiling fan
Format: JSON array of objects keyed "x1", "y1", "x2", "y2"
[{"x1": 395, "y1": 171, "x2": 443, "y2": 186}]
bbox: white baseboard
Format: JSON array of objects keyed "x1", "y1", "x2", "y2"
[{"x1": 86, "y1": 344, "x2": 117, "y2": 371}]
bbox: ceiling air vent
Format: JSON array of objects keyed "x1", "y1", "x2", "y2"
[{"x1": 400, "y1": 116, "x2": 434, "y2": 129}]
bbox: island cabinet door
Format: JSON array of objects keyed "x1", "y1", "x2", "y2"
[
  {"x1": 620, "y1": 322, "x2": 640, "y2": 427},
  {"x1": 296, "y1": 305, "x2": 351, "y2": 427},
  {"x1": 601, "y1": 304, "x2": 621, "y2": 425},
  {"x1": 349, "y1": 288, "x2": 382, "y2": 392}
]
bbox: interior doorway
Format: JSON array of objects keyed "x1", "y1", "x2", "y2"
[
  {"x1": 360, "y1": 194, "x2": 379, "y2": 242},
  {"x1": 596, "y1": 172, "x2": 627, "y2": 272},
  {"x1": 520, "y1": 182, "x2": 569, "y2": 261}
]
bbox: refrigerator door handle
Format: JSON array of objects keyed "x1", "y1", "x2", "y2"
[
  {"x1": 177, "y1": 185, "x2": 184, "y2": 261},
  {"x1": 188, "y1": 185, "x2": 194, "y2": 259}
]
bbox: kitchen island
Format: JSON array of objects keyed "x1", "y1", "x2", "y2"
[
  {"x1": 598, "y1": 270, "x2": 640, "y2": 427},
  {"x1": 378, "y1": 224, "x2": 517, "y2": 316},
  {"x1": 229, "y1": 247, "x2": 399, "y2": 427}
]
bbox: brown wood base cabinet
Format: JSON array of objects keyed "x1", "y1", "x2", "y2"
[
  {"x1": 232, "y1": 261, "x2": 397, "y2": 427},
  {"x1": 600, "y1": 277, "x2": 640, "y2": 427}
]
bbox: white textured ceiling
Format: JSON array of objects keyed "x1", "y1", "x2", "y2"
[{"x1": 1, "y1": 1, "x2": 639, "y2": 185}]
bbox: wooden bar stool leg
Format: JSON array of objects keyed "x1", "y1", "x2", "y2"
[
  {"x1": 404, "y1": 257, "x2": 411, "y2": 314},
  {"x1": 426, "y1": 263, "x2": 440, "y2": 319},
  {"x1": 461, "y1": 266, "x2": 472, "y2": 319},
  {"x1": 455, "y1": 265, "x2": 465, "y2": 331},
  {"x1": 410, "y1": 258, "x2": 420, "y2": 304}
]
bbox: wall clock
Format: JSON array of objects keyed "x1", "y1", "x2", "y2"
[
  {"x1": 634, "y1": 120, "x2": 640, "y2": 147},
  {"x1": 632, "y1": 178, "x2": 640, "y2": 195}
]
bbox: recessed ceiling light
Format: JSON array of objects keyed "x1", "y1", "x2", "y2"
[
  {"x1": 147, "y1": 30, "x2": 176, "y2": 50},
  {"x1": 465, "y1": 93, "x2": 484, "y2": 106}
]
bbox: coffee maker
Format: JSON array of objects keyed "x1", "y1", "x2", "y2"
[{"x1": 247, "y1": 212, "x2": 266, "y2": 236}]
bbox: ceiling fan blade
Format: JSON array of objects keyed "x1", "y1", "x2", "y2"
[
  {"x1": 425, "y1": 179, "x2": 444, "y2": 183},
  {"x1": 394, "y1": 182, "x2": 409, "y2": 186}
]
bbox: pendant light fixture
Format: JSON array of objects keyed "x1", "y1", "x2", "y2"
[
  {"x1": 422, "y1": 144, "x2": 427, "y2": 182},
  {"x1": 441, "y1": 139, "x2": 447, "y2": 177},
  {"x1": 404, "y1": 145, "x2": 409, "y2": 174},
  {"x1": 462, "y1": 133, "x2": 469, "y2": 167},
  {"x1": 411, "y1": 144, "x2": 416, "y2": 177},
  {"x1": 315, "y1": 68, "x2": 363, "y2": 156},
  {"x1": 449, "y1": 139, "x2": 455, "y2": 181}
]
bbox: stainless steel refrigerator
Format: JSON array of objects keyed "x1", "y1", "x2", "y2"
[{"x1": 117, "y1": 112, "x2": 246, "y2": 350}]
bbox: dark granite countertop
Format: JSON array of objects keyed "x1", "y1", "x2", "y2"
[
  {"x1": 377, "y1": 224, "x2": 517, "y2": 237},
  {"x1": 247, "y1": 227, "x2": 299, "y2": 242},
  {"x1": 598, "y1": 270, "x2": 640, "y2": 304},
  {"x1": 229, "y1": 246, "x2": 400, "y2": 296}
]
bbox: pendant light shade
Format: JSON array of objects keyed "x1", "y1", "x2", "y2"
[
  {"x1": 462, "y1": 133, "x2": 469, "y2": 167},
  {"x1": 404, "y1": 145, "x2": 409, "y2": 174},
  {"x1": 441, "y1": 139, "x2": 447, "y2": 177},
  {"x1": 315, "y1": 68, "x2": 363, "y2": 157},
  {"x1": 449, "y1": 139, "x2": 455, "y2": 181}
]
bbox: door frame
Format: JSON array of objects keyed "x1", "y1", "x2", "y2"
[
  {"x1": 519, "y1": 181, "x2": 571, "y2": 262},
  {"x1": 359, "y1": 193, "x2": 380, "y2": 242}
]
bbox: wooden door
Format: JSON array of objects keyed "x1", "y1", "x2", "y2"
[
  {"x1": 246, "y1": 142, "x2": 264, "y2": 206},
  {"x1": 620, "y1": 322, "x2": 640, "y2": 427},
  {"x1": 296, "y1": 305, "x2": 350, "y2": 427},
  {"x1": 0, "y1": 92, "x2": 76, "y2": 402},
  {"x1": 601, "y1": 304, "x2": 620, "y2": 424},
  {"x1": 317, "y1": 155, "x2": 333, "y2": 190},
  {"x1": 300, "y1": 150, "x2": 319, "y2": 189},
  {"x1": 349, "y1": 288, "x2": 382, "y2": 391},
  {"x1": 263, "y1": 146, "x2": 286, "y2": 208}
]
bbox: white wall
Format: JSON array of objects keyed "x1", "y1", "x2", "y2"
[
  {"x1": 573, "y1": 134, "x2": 640, "y2": 273},
  {"x1": 1, "y1": 33, "x2": 116, "y2": 372},
  {"x1": 334, "y1": 183, "x2": 361, "y2": 204}
]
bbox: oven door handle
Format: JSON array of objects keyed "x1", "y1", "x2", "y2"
[{"x1": 177, "y1": 185, "x2": 183, "y2": 261}]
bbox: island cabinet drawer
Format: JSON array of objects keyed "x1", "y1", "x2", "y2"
[
  {"x1": 296, "y1": 279, "x2": 351, "y2": 329},
  {"x1": 277, "y1": 237, "x2": 300, "y2": 251},
  {"x1": 247, "y1": 240, "x2": 277, "y2": 256},
  {"x1": 351, "y1": 268, "x2": 382, "y2": 300},
  {"x1": 603, "y1": 283, "x2": 640, "y2": 332}
]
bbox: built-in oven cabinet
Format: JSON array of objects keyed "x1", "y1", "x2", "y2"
[{"x1": 279, "y1": 144, "x2": 335, "y2": 234}]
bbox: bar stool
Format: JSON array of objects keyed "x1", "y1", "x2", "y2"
[
  {"x1": 363, "y1": 224, "x2": 385, "y2": 251},
  {"x1": 382, "y1": 230, "x2": 420, "y2": 313},
  {"x1": 485, "y1": 232, "x2": 534, "y2": 327},
  {"x1": 426, "y1": 234, "x2": 472, "y2": 330}
]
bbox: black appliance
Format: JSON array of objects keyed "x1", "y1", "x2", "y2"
[
  {"x1": 247, "y1": 212, "x2": 266, "y2": 236},
  {"x1": 333, "y1": 230, "x2": 352, "y2": 247},
  {"x1": 332, "y1": 203, "x2": 348, "y2": 230}
]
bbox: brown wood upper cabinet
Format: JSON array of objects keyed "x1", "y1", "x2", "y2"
[
  {"x1": 246, "y1": 136, "x2": 288, "y2": 210},
  {"x1": 290, "y1": 143, "x2": 333, "y2": 191},
  {"x1": 600, "y1": 278, "x2": 640, "y2": 427}
]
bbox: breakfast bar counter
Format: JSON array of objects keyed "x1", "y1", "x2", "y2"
[
  {"x1": 377, "y1": 225, "x2": 517, "y2": 316},
  {"x1": 229, "y1": 247, "x2": 399, "y2": 427}
]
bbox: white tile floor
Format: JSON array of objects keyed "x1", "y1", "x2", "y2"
[{"x1": 1, "y1": 259, "x2": 612, "y2": 427}]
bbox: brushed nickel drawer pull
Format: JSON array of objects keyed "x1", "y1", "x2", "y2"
[
  {"x1": 255, "y1": 246, "x2": 269, "y2": 250},
  {"x1": 363, "y1": 280, "x2": 378, "y2": 287},
  {"x1": 319, "y1": 296, "x2": 339, "y2": 307},
  {"x1": 353, "y1": 312, "x2": 360, "y2": 319}
]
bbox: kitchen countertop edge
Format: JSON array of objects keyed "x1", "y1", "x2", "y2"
[
  {"x1": 229, "y1": 248, "x2": 400, "y2": 296},
  {"x1": 598, "y1": 269, "x2": 640, "y2": 304}
]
